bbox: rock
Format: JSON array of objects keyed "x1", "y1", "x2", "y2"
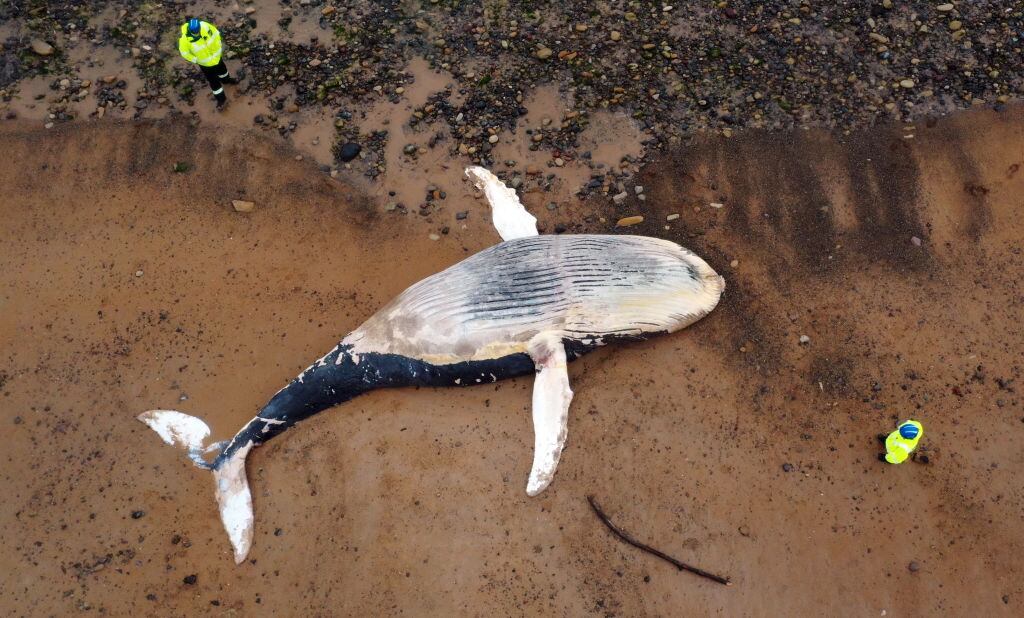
[
  {"x1": 134, "y1": 270, "x2": 144, "y2": 277},
  {"x1": 666, "y1": 213, "x2": 680, "y2": 221},
  {"x1": 782, "y1": 463, "x2": 793, "y2": 472},
  {"x1": 455, "y1": 211, "x2": 468, "y2": 220},
  {"x1": 899, "y1": 79, "x2": 915, "y2": 89},
  {"x1": 911, "y1": 236, "x2": 922, "y2": 246},
  {"x1": 337, "y1": 142, "x2": 361, "y2": 162},
  {"x1": 634, "y1": 185, "x2": 644, "y2": 194},
  {"x1": 428, "y1": 233, "x2": 440, "y2": 241},
  {"x1": 616, "y1": 215, "x2": 643, "y2": 227},
  {"x1": 232, "y1": 200, "x2": 255, "y2": 212},
  {"x1": 322, "y1": 6, "x2": 336, "y2": 15},
  {"x1": 575, "y1": 24, "x2": 588, "y2": 32},
  {"x1": 610, "y1": 31, "x2": 621, "y2": 42},
  {"x1": 30, "y1": 39, "x2": 54, "y2": 56},
  {"x1": 948, "y1": 20, "x2": 962, "y2": 31},
  {"x1": 709, "y1": 202, "x2": 724, "y2": 209},
  {"x1": 868, "y1": 33, "x2": 890, "y2": 44},
  {"x1": 799, "y1": 334, "x2": 810, "y2": 344},
  {"x1": 309, "y1": 59, "x2": 321, "y2": 67},
  {"x1": 536, "y1": 47, "x2": 553, "y2": 60},
  {"x1": 553, "y1": 157, "x2": 564, "y2": 167},
  {"x1": 403, "y1": 144, "x2": 417, "y2": 155},
  {"x1": 738, "y1": 525, "x2": 750, "y2": 537},
  {"x1": 488, "y1": 134, "x2": 499, "y2": 144},
  {"x1": 724, "y1": 7, "x2": 739, "y2": 19},
  {"x1": 936, "y1": 3, "x2": 954, "y2": 11},
  {"x1": 131, "y1": 510, "x2": 145, "y2": 519},
  {"x1": 730, "y1": 259, "x2": 739, "y2": 268},
  {"x1": 183, "y1": 574, "x2": 197, "y2": 585},
  {"x1": 908, "y1": 561, "x2": 920, "y2": 572},
  {"x1": 612, "y1": 191, "x2": 628, "y2": 204}
]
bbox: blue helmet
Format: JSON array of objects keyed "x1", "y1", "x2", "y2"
[
  {"x1": 188, "y1": 18, "x2": 201, "y2": 36},
  {"x1": 899, "y1": 423, "x2": 919, "y2": 440}
]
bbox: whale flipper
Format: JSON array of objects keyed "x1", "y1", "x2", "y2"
[
  {"x1": 464, "y1": 166, "x2": 538, "y2": 241},
  {"x1": 526, "y1": 333, "x2": 574, "y2": 496}
]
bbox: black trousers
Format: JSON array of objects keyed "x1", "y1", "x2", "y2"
[{"x1": 199, "y1": 60, "x2": 230, "y2": 102}]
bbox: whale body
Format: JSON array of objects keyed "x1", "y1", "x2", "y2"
[{"x1": 140, "y1": 169, "x2": 725, "y2": 563}]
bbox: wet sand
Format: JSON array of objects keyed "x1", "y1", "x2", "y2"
[{"x1": 1, "y1": 105, "x2": 1023, "y2": 616}]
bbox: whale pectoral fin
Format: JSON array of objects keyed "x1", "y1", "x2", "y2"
[
  {"x1": 526, "y1": 333, "x2": 574, "y2": 496},
  {"x1": 464, "y1": 166, "x2": 539, "y2": 241}
]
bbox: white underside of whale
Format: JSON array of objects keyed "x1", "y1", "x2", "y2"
[{"x1": 139, "y1": 166, "x2": 724, "y2": 564}]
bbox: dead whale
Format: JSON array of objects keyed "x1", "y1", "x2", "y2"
[{"x1": 140, "y1": 167, "x2": 725, "y2": 563}]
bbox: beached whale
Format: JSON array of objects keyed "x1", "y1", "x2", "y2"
[{"x1": 139, "y1": 167, "x2": 724, "y2": 563}]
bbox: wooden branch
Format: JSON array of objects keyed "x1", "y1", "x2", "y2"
[{"x1": 587, "y1": 495, "x2": 731, "y2": 586}]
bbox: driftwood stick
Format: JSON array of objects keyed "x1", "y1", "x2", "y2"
[{"x1": 587, "y1": 495, "x2": 731, "y2": 586}]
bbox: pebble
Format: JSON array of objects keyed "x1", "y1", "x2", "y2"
[
  {"x1": 232, "y1": 200, "x2": 255, "y2": 212},
  {"x1": 616, "y1": 215, "x2": 644, "y2": 227},
  {"x1": 612, "y1": 191, "x2": 628, "y2": 204},
  {"x1": 666, "y1": 213, "x2": 680, "y2": 221},
  {"x1": 948, "y1": 20, "x2": 962, "y2": 31},
  {"x1": 134, "y1": 270, "x2": 144, "y2": 277},
  {"x1": 553, "y1": 157, "x2": 564, "y2": 167},
  {"x1": 799, "y1": 334, "x2": 810, "y2": 344},
  {"x1": 634, "y1": 185, "x2": 643, "y2": 194},
  {"x1": 709, "y1": 202, "x2": 724, "y2": 209},
  {"x1": 429, "y1": 233, "x2": 441, "y2": 241},
  {"x1": 610, "y1": 31, "x2": 621, "y2": 42},
  {"x1": 911, "y1": 236, "x2": 922, "y2": 246},
  {"x1": 908, "y1": 561, "x2": 920, "y2": 572},
  {"x1": 937, "y1": 3, "x2": 954, "y2": 11},
  {"x1": 337, "y1": 142, "x2": 361, "y2": 162},
  {"x1": 899, "y1": 79, "x2": 915, "y2": 89},
  {"x1": 536, "y1": 47, "x2": 553, "y2": 60},
  {"x1": 183, "y1": 574, "x2": 197, "y2": 585},
  {"x1": 738, "y1": 525, "x2": 750, "y2": 537},
  {"x1": 782, "y1": 463, "x2": 793, "y2": 472},
  {"x1": 131, "y1": 510, "x2": 145, "y2": 519},
  {"x1": 488, "y1": 134, "x2": 499, "y2": 144},
  {"x1": 30, "y1": 39, "x2": 54, "y2": 56},
  {"x1": 730, "y1": 259, "x2": 739, "y2": 268},
  {"x1": 455, "y1": 211, "x2": 468, "y2": 220}
]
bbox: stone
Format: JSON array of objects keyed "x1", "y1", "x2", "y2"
[
  {"x1": 232, "y1": 200, "x2": 255, "y2": 212},
  {"x1": 908, "y1": 561, "x2": 920, "y2": 572},
  {"x1": 455, "y1": 211, "x2": 468, "y2": 220},
  {"x1": 612, "y1": 191, "x2": 628, "y2": 204},
  {"x1": 634, "y1": 185, "x2": 644, "y2": 194},
  {"x1": 536, "y1": 47, "x2": 553, "y2": 60},
  {"x1": 30, "y1": 39, "x2": 54, "y2": 56},
  {"x1": 553, "y1": 157, "x2": 564, "y2": 167},
  {"x1": 337, "y1": 142, "x2": 361, "y2": 162},
  {"x1": 428, "y1": 233, "x2": 440, "y2": 241},
  {"x1": 709, "y1": 202, "x2": 724, "y2": 209},
  {"x1": 309, "y1": 59, "x2": 321, "y2": 67},
  {"x1": 616, "y1": 215, "x2": 644, "y2": 227},
  {"x1": 134, "y1": 270, "x2": 144, "y2": 277},
  {"x1": 782, "y1": 463, "x2": 793, "y2": 472},
  {"x1": 610, "y1": 31, "x2": 621, "y2": 42},
  {"x1": 799, "y1": 335, "x2": 810, "y2": 344},
  {"x1": 936, "y1": 3, "x2": 954, "y2": 11},
  {"x1": 322, "y1": 6, "x2": 337, "y2": 15},
  {"x1": 666, "y1": 213, "x2": 680, "y2": 221},
  {"x1": 911, "y1": 236, "x2": 922, "y2": 246},
  {"x1": 948, "y1": 20, "x2": 962, "y2": 31},
  {"x1": 899, "y1": 79, "x2": 915, "y2": 89},
  {"x1": 488, "y1": 134, "x2": 499, "y2": 144}
]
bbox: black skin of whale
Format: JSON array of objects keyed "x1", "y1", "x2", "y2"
[{"x1": 211, "y1": 335, "x2": 648, "y2": 469}]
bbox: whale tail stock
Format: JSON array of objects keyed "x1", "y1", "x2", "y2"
[{"x1": 137, "y1": 410, "x2": 255, "y2": 564}]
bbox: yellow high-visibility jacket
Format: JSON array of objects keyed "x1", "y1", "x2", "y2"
[
  {"x1": 178, "y1": 21, "x2": 222, "y2": 67},
  {"x1": 884, "y1": 420, "x2": 923, "y2": 464}
]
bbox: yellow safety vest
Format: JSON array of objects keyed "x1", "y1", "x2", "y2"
[
  {"x1": 884, "y1": 420, "x2": 923, "y2": 464},
  {"x1": 178, "y1": 21, "x2": 222, "y2": 67}
]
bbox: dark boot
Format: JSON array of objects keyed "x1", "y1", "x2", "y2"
[
  {"x1": 221, "y1": 76, "x2": 239, "y2": 85},
  {"x1": 215, "y1": 92, "x2": 228, "y2": 110}
]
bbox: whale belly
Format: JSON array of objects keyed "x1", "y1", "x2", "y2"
[{"x1": 344, "y1": 235, "x2": 724, "y2": 364}]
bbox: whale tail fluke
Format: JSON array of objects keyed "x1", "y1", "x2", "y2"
[{"x1": 137, "y1": 410, "x2": 255, "y2": 564}]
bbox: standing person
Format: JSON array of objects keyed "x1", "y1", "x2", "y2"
[
  {"x1": 878, "y1": 419, "x2": 924, "y2": 464},
  {"x1": 178, "y1": 18, "x2": 237, "y2": 110}
]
